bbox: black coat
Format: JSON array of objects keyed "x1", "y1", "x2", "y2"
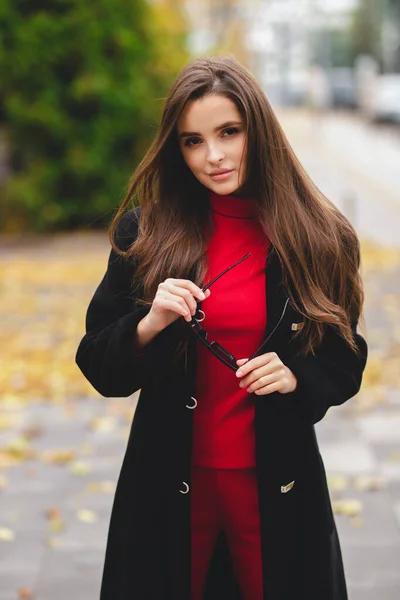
[{"x1": 75, "y1": 207, "x2": 368, "y2": 600}]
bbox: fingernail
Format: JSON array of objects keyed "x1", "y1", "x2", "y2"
[{"x1": 237, "y1": 370, "x2": 243, "y2": 376}]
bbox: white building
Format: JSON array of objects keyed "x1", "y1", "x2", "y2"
[
  {"x1": 246, "y1": 0, "x2": 360, "y2": 105},
  {"x1": 184, "y1": 0, "x2": 360, "y2": 106}
]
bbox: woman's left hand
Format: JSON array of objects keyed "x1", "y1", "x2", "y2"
[{"x1": 235, "y1": 352, "x2": 297, "y2": 395}]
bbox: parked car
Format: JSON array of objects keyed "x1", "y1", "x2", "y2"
[
  {"x1": 329, "y1": 67, "x2": 358, "y2": 109},
  {"x1": 369, "y1": 74, "x2": 400, "y2": 124}
]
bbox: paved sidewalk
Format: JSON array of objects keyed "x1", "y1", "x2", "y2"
[
  {"x1": 0, "y1": 251, "x2": 399, "y2": 600},
  {"x1": 1, "y1": 372, "x2": 400, "y2": 599},
  {"x1": 278, "y1": 109, "x2": 400, "y2": 249},
  {"x1": 317, "y1": 400, "x2": 400, "y2": 600}
]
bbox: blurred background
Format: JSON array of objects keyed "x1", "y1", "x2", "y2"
[{"x1": 0, "y1": 1, "x2": 399, "y2": 599}]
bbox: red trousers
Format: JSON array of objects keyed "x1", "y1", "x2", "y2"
[{"x1": 190, "y1": 465, "x2": 264, "y2": 600}]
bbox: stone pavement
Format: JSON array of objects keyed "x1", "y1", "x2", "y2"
[
  {"x1": 1, "y1": 109, "x2": 400, "y2": 599},
  {"x1": 0, "y1": 397, "x2": 135, "y2": 600},
  {"x1": 317, "y1": 400, "x2": 400, "y2": 600},
  {"x1": 277, "y1": 108, "x2": 400, "y2": 249},
  {"x1": 1, "y1": 367, "x2": 400, "y2": 599}
]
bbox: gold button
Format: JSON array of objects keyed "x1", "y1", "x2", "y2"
[{"x1": 281, "y1": 480, "x2": 295, "y2": 493}]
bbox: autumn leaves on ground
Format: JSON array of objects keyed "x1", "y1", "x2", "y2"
[
  {"x1": 0, "y1": 231, "x2": 400, "y2": 582},
  {"x1": 1, "y1": 234, "x2": 399, "y2": 406},
  {"x1": 0, "y1": 232, "x2": 138, "y2": 562}
]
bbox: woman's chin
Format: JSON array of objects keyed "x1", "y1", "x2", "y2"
[{"x1": 207, "y1": 180, "x2": 241, "y2": 196}]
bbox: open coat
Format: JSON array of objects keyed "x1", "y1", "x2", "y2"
[{"x1": 75, "y1": 207, "x2": 368, "y2": 600}]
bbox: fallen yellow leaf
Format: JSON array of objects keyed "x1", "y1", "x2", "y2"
[
  {"x1": 332, "y1": 498, "x2": 363, "y2": 517},
  {"x1": 77, "y1": 509, "x2": 98, "y2": 523},
  {"x1": 85, "y1": 480, "x2": 116, "y2": 494},
  {"x1": 5, "y1": 436, "x2": 33, "y2": 459},
  {"x1": 353, "y1": 475, "x2": 385, "y2": 491},
  {"x1": 350, "y1": 516, "x2": 363, "y2": 528},
  {"x1": 41, "y1": 449, "x2": 76, "y2": 464},
  {"x1": 70, "y1": 461, "x2": 91, "y2": 476},
  {"x1": 327, "y1": 474, "x2": 349, "y2": 491},
  {"x1": 89, "y1": 416, "x2": 117, "y2": 433},
  {"x1": 44, "y1": 508, "x2": 65, "y2": 533},
  {"x1": 0, "y1": 527, "x2": 15, "y2": 541},
  {"x1": 0, "y1": 413, "x2": 22, "y2": 430},
  {"x1": 0, "y1": 451, "x2": 20, "y2": 468}
]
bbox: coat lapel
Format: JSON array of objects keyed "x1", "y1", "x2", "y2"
[{"x1": 264, "y1": 243, "x2": 291, "y2": 337}]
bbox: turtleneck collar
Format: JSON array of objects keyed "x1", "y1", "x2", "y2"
[{"x1": 209, "y1": 190, "x2": 257, "y2": 219}]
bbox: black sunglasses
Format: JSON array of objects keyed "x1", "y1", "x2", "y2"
[
  {"x1": 188, "y1": 252, "x2": 290, "y2": 372},
  {"x1": 188, "y1": 252, "x2": 250, "y2": 372}
]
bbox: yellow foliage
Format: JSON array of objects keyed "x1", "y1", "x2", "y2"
[
  {"x1": 332, "y1": 498, "x2": 363, "y2": 517},
  {"x1": 0, "y1": 233, "x2": 398, "y2": 415}
]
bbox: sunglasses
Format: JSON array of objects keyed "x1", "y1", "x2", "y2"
[{"x1": 188, "y1": 252, "x2": 290, "y2": 371}]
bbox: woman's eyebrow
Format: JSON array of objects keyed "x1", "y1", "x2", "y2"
[{"x1": 178, "y1": 120, "x2": 242, "y2": 139}]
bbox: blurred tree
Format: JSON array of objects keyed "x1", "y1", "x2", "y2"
[
  {"x1": 330, "y1": 29, "x2": 353, "y2": 68},
  {"x1": 207, "y1": 0, "x2": 250, "y2": 68},
  {"x1": 389, "y1": 0, "x2": 400, "y2": 15},
  {"x1": 0, "y1": 0, "x2": 188, "y2": 232},
  {"x1": 386, "y1": 0, "x2": 400, "y2": 71},
  {"x1": 347, "y1": 0, "x2": 385, "y2": 68}
]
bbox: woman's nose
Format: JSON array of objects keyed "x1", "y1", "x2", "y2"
[{"x1": 207, "y1": 144, "x2": 225, "y2": 164}]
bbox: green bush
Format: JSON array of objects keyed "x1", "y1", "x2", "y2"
[{"x1": 0, "y1": 0, "x2": 188, "y2": 231}]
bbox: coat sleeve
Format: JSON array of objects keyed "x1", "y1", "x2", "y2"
[
  {"x1": 75, "y1": 209, "x2": 178, "y2": 397},
  {"x1": 283, "y1": 321, "x2": 368, "y2": 424}
]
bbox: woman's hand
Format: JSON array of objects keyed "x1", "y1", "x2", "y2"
[
  {"x1": 235, "y1": 352, "x2": 297, "y2": 395},
  {"x1": 145, "y1": 278, "x2": 211, "y2": 333}
]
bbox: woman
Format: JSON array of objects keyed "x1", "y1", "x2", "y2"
[{"x1": 75, "y1": 56, "x2": 368, "y2": 600}]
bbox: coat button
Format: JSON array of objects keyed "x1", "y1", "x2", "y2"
[
  {"x1": 179, "y1": 481, "x2": 190, "y2": 494},
  {"x1": 185, "y1": 396, "x2": 197, "y2": 409}
]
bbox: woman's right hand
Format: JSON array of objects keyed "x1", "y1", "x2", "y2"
[{"x1": 145, "y1": 278, "x2": 211, "y2": 332}]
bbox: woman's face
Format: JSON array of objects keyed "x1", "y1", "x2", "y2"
[{"x1": 177, "y1": 94, "x2": 247, "y2": 195}]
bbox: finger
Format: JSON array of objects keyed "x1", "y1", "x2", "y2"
[
  {"x1": 162, "y1": 292, "x2": 194, "y2": 318},
  {"x1": 155, "y1": 296, "x2": 192, "y2": 321},
  {"x1": 238, "y1": 359, "x2": 282, "y2": 389},
  {"x1": 236, "y1": 357, "x2": 260, "y2": 378},
  {"x1": 164, "y1": 285, "x2": 200, "y2": 315},
  {"x1": 235, "y1": 358, "x2": 250, "y2": 374},
  {"x1": 162, "y1": 284, "x2": 211, "y2": 316},
  {"x1": 163, "y1": 279, "x2": 207, "y2": 301},
  {"x1": 246, "y1": 371, "x2": 278, "y2": 393},
  {"x1": 166, "y1": 285, "x2": 210, "y2": 314},
  {"x1": 236, "y1": 352, "x2": 280, "y2": 378},
  {"x1": 254, "y1": 380, "x2": 282, "y2": 395},
  {"x1": 240, "y1": 365, "x2": 274, "y2": 389}
]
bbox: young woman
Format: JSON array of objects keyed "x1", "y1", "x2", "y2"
[{"x1": 76, "y1": 56, "x2": 368, "y2": 600}]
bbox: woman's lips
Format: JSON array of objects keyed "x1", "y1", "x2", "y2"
[{"x1": 209, "y1": 170, "x2": 233, "y2": 181}]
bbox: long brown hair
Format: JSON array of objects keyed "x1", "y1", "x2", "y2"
[{"x1": 109, "y1": 56, "x2": 365, "y2": 362}]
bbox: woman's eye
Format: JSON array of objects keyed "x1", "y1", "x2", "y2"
[
  {"x1": 183, "y1": 128, "x2": 240, "y2": 147},
  {"x1": 185, "y1": 137, "x2": 201, "y2": 147},
  {"x1": 222, "y1": 127, "x2": 240, "y2": 137}
]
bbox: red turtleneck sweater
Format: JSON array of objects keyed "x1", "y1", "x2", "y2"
[{"x1": 191, "y1": 191, "x2": 270, "y2": 468}]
